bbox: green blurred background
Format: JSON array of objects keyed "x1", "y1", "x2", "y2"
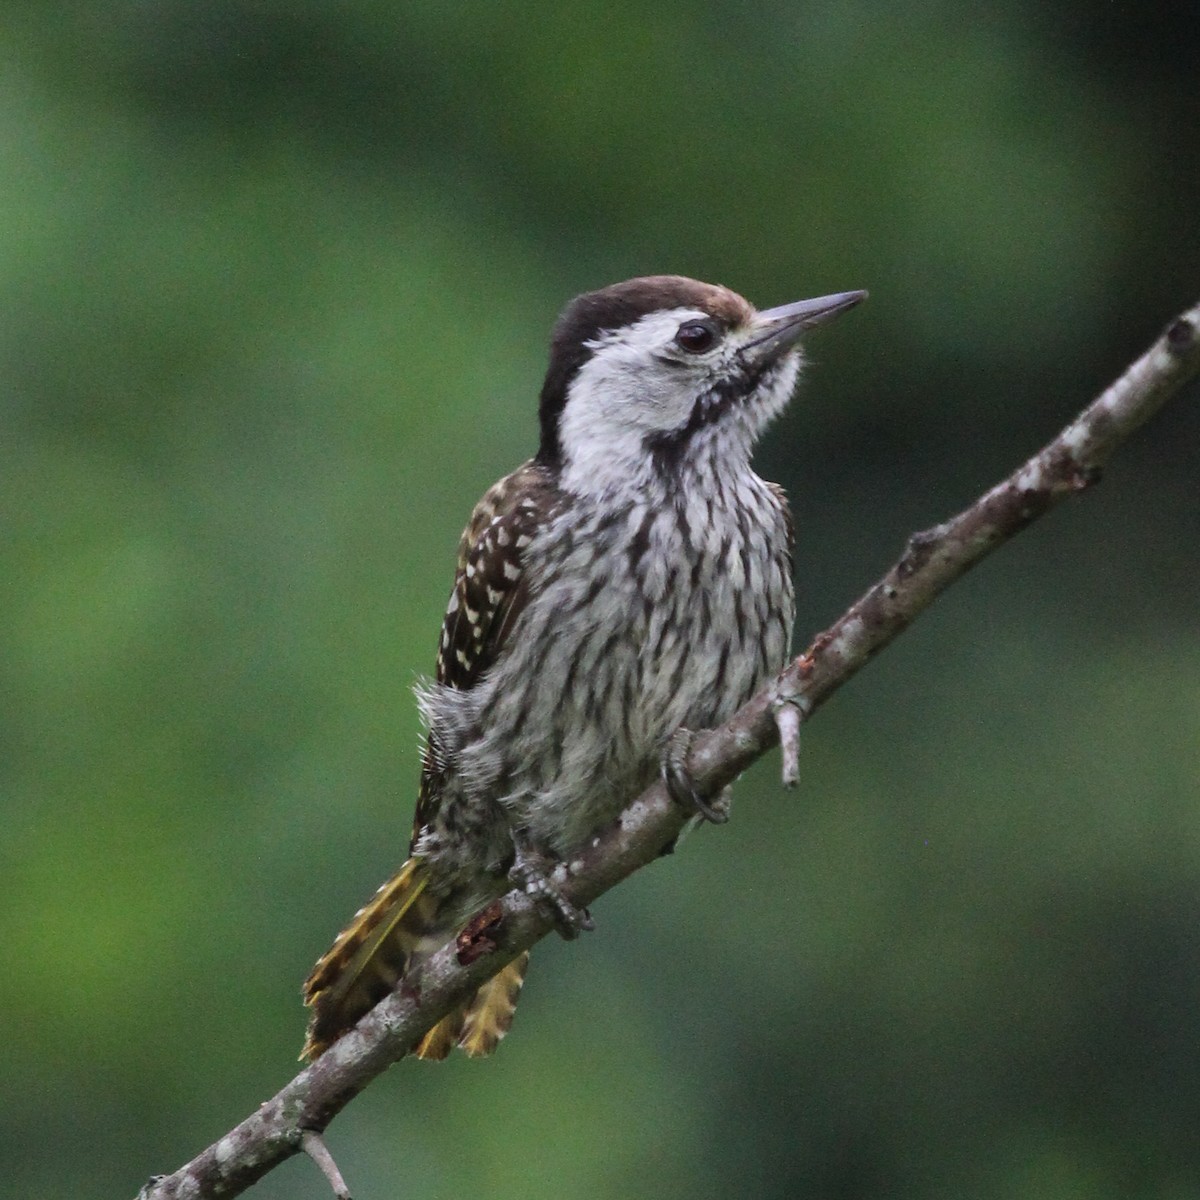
[{"x1": 2, "y1": 3, "x2": 1198, "y2": 1197}]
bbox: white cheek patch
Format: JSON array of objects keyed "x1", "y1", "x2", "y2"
[
  {"x1": 570, "y1": 355, "x2": 682, "y2": 430},
  {"x1": 554, "y1": 310, "x2": 710, "y2": 492},
  {"x1": 554, "y1": 307, "x2": 803, "y2": 495},
  {"x1": 555, "y1": 309, "x2": 709, "y2": 473},
  {"x1": 576, "y1": 308, "x2": 711, "y2": 429}
]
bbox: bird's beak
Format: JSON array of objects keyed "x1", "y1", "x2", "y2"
[{"x1": 745, "y1": 289, "x2": 868, "y2": 363}]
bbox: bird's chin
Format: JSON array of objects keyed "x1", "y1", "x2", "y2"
[{"x1": 741, "y1": 352, "x2": 802, "y2": 429}]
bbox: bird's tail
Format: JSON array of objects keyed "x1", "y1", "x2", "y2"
[{"x1": 301, "y1": 858, "x2": 529, "y2": 1061}]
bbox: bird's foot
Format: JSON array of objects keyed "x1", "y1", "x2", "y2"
[
  {"x1": 662, "y1": 728, "x2": 731, "y2": 824},
  {"x1": 509, "y1": 837, "x2": 594, "y2": 940}
]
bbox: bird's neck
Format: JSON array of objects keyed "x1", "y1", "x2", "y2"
[{"x1": 557, "y1": 422, "x2": 757, "y2": 505}]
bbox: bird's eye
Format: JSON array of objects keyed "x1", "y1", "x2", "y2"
[{"x1": 674, "y1": 320, "x2": 718, "y2": 354}]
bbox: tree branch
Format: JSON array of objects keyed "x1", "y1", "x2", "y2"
[{"x1": 137, "y1": 301, "x2": 1200, "y2": 1200}]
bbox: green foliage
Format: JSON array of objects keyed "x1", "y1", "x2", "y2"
[{"x1": 2, "y1": 4, "x2": 1198, "y2": 1196}]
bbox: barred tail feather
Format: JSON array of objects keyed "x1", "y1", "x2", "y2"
[
  {"x1": 302, "y1": 860, "x2": 532, "y2": 1062},
  {"x1": 412, "y1": 951, "x2": 529, "y2": 1060},
  {"x1": 459, "y1": 952, "x2": 530, "y2": 1058},
  {"x1": 301, "y1": 858, "x2": 431, "y2": 1060},
  {"x1": 413, "y1": 1010, "x2": 465, "y2": 1060}
]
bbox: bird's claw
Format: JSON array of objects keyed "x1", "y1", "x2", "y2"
[
  {"x1": 509, "y1": 839, "x2": 594, "y2": 940},
  {"x1": 662, "y1": 728, "x2": 731, "y2": 824}
]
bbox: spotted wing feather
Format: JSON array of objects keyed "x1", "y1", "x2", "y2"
[
  {"x1": 303, "y1": 461, "x2": 561, "y2": 1061},
  {"x1": 412, "y1": 460, "x2": 562, "y2": 846}
]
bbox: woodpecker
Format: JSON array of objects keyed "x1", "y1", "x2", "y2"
[{"x1": 302, "y1": 275, "x2": 866, "y2": 1061}]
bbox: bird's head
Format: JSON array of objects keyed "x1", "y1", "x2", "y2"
[{"x1": 536, "y1": 275, "x2": 866, "y2": 491}]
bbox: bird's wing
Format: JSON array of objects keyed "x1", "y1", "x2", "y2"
[{"x1": 412, "y1": 459, "x2": 563, "y2": 845}]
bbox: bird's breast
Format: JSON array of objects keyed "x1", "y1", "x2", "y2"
[{"x1": 465, "y1": 474, "x2": 793, "y2": 850}]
